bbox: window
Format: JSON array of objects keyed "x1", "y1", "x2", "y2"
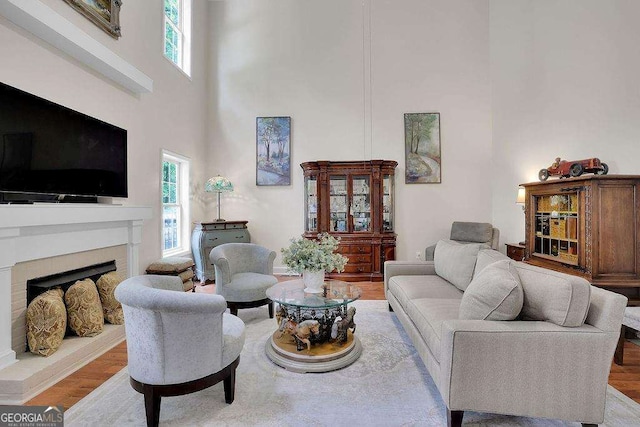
[
  {"x1": 162, "y1": 151, "x2": 190, "y2": 256},
  {"x1": 163, "y1": 0, "x2": 192, "y2": 75}
]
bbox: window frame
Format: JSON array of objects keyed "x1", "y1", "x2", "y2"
[
  {"x1": 161, "y1": 150, "x2": 191, "y2": 257},
  {"x1": 163, "y1": 0, "x2": 192, "y2": 77}
]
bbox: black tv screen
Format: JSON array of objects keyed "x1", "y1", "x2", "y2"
[{"x1": 0, "y1": 82, "x2": 127, "y2": 199}]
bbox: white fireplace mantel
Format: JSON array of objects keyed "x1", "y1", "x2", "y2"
[{"x1": 0, "y1": 204, "x2": 152, "y2": 371}]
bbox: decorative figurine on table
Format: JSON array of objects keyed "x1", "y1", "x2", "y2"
[
  {"x1": 538, "y1": 157, "x2": 608, "y2": 181},
  {"x1": 331, "y1": 307, "x2": 356, "y2": 344}
]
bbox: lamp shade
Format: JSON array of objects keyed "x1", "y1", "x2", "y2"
[
  {"x1": 205, "y1": 175, "x2": 234, "y2": 193},
  {"x1": 516, "y1": 187, "x2": 526, "y2": 204}
]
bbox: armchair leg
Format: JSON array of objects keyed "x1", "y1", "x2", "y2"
[
  {"x1": 388, "y1": 303, "x2": 394, "y2": 312},
  {"x1": 447, "y1": 409, "x2": 463, "y2": 427},
  {"x1": 224, "y1": 368, "x2": 237, "y2": 404},
  {"x1": 614, "y1": 325, "x2": 626, "y2": 365},
  {"x1": 229, "y1": 306, "x2": 238, "y2": 316},
  {"x1": 268, "y1": 301, "x2": 274, "y2": 318},
  {"x1": 143, "y1": 386, "x2": 161, "y2": 427},
  {"x1": 582, "y1": 424, "x2": 598, "y2": 427}
]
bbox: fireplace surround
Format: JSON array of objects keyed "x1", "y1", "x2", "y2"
[{"x1": 0, "y1": 204, "x2": 151, "y2": 403}]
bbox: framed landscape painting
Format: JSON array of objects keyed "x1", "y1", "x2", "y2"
[
  {"x1": 63, "y1": 0, "x2": 121, "y2": 38},
  {"x1": 256, "y1": 117, "x2": 291, "y2": 186},
  {"x1": 404, "y1": 112, "x2": 441, "y2": 183}
]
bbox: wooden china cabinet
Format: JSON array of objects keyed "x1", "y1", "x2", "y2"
[
  {"x1": 522, "y1": 175, "x2": 640, "y2": 294},
  {"x1": 301, "y1": 160, "x2": 398, "y2": 282}
]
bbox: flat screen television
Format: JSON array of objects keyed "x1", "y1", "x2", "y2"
[{"x1": 0, "y1": 81, "x2": 127, "y2": 201}]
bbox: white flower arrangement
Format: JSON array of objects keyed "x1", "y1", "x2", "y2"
[{"x1": 281, "y1": 233, "x2": 348, "y2": 274}]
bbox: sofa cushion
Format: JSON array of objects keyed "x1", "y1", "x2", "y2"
[
  {"x1": 459, "y1": 260, "x2": 524, "y2": 321},
  {"x1": 388, "y1": 275, "x2": 463, "y2": 310},
  {"x1": 405, "y1": 298, "x2": 461, "y2": 363},
  {"x1": 473, "y1": 249, "x2": 510, "y2": 280},
  {"x1": 450, "y1": 221, "x2": 493, "y2": 244},
  {"x1": 434, "y1": 240, "x2": 486, "y2": 291},
  {"x1": 26, "y1": 288, "x2": 67, "y2": 356},
  {"x1": 65, "y1": 278, "x2": 104, "y2": 337},
  {"x1": 515, "y1": 262, "x2": 591, "y2": 327}
]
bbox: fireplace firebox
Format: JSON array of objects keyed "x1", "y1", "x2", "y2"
[{"x1": 26, "y1": 260, "x2": 117, "y2": 305}]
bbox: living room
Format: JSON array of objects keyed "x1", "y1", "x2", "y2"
[{"x1": 1, "y1": 0, "x2": 639, "y2": 425}]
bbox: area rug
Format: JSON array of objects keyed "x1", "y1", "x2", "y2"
[{"x1": 64, "y1": 301, "x2": 640, "y2": 426}]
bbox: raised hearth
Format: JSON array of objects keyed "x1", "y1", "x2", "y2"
[{"x1": 0, "y1": 204, "x2": 151, "y2": 403}]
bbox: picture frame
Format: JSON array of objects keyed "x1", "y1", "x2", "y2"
[
  {"x1": 404, "y1": 112, "x2": 441, "y2": 183},
  {"x1": 256, "y1": 117, "x2": 291, "y2": 186},
  {"x1": 63, "y1": 0, "x2": 122, "y2": 39}
]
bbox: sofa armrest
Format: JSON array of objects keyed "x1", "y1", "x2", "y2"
[
  {"x1": 438, "y1": 319, "x2": 617, "y2": 423},
  {"x1": 424, "y1": 244, "x2": 436, "y2": 261},
  {"x1": 384, "y1": 260, "x2": 437, "y2": 294}
]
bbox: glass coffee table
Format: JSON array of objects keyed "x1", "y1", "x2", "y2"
[{"x1": 265, "y1": 279, "x2": 362, "y2": 373}]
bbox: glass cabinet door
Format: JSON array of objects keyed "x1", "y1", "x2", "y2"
[
  {"x1": 382, "y1": 174, "x2": 394, "y2": 231},
  {"x1": 533, "y1": 192, "x2": 579, "y2": 265},
  {"x1": 305, "y1": 176, "x2": 317, "y2": 232},
  {"x1": 330, "y1": 176, "x2": 348, "y2": 232},
  {"x1": 351, "y1": 175, "x2": 371, "y2": 232}
]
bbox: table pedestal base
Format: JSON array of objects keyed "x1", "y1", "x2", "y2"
[{"x1": 265, "y1": 331, "x2": 362, "y2": 373}]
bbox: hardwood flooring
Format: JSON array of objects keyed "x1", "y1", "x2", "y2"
[{"x1": 25, "y1": 280, "x2": 640, "y2": 411}]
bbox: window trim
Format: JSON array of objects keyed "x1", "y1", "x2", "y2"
[
  {"x1": 162, "y1": 0, "x2": 192, "y2": 77},
  {"x1": 161, "y1": 149, "x2": 191, "y2": 257}
]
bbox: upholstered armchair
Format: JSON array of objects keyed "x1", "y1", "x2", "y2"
[
  {"x1": 209, "y1": 243, "x2": 278, "y2": 317},
  {"x1": 115, "y1": 275, "x2": 245, "y2": 427},
  {"x1": 425, "y1": 221, "x2": 500, "y2": 261}
]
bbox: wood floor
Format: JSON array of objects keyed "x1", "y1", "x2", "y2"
[{"x1": 25, "y1": 281, "x2": 640, "y2": 411}]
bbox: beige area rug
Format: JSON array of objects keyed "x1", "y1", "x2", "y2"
[{"x1": 65, "y1": 301, "x2": 640, "y2": 426}]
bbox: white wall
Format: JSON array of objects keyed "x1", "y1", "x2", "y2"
[
  {"x1": 0, "y1": 0, "x2": 210, "y2": 270},
  {"x1": 208, "y1": 0, "x2": 493, "y2": 267},
  {"x1": 491, "y1": 0, "x2": 640, "y2": 246}
]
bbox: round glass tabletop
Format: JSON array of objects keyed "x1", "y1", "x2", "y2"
[{"x1": 266, "y1": 279, "x2": 361, "y2": 309}]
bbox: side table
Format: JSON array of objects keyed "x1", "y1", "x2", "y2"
[
  {"x1": 191, "y1": 220, "x2": 250, "y2": 282},
  {"x1": 505, "y1": 243, "x2": 525, "y2": 261}
]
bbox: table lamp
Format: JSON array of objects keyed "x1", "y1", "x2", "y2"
[
  {"x1": 205, "y1": 175, "x2": 234, "y2": 222},
  {"x1": 516, "y1": 186, "x2": 526, "y2": 245},
  {"x1": 516, "y1": 187, "x2": 526, "y2": 211}
]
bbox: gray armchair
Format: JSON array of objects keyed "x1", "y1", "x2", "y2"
[
  {"x1": 115, "y1": 275, "x2": 245, "y2": 427},
  {"x1": 425, "y1": 221, "x2": 499, "y2": 261},
  {"x1": 209, "y1": 243, "x2": 278, "y2": 317}
]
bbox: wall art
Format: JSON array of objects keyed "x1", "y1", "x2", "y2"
[
  {"x1": 404, "y1": 112, "x2": 441, "y2": 183},
  {"x1": 63, "y1": 0, "x2": 121, "y2": 39},
  {"x1": 256, "y1": 117, "x2": 291, "y2": 186}
]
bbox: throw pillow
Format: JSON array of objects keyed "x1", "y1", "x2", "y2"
[
  {"x1": 65, "y1": 278, "x2": 104, "y2": 337},
  {"x1": 434, "y1": 240, "x2": 486, "y2": 291},
  {"x1": 26, "y1": 288, "x2": 67, "y2": 356},
  {"x1": 459, "y1": 260, "x2": 524, "y2": 321},
  {"x1": 96, "y1": 272, "x2": 124, "y2": 325}
]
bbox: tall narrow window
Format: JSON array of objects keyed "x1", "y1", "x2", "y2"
[
  {"x1": 163, "y1": 0, "x2": 191, "y2": 75},
  {"x1": 162, "y1": 151, "x2": 190, "y2": 256}
]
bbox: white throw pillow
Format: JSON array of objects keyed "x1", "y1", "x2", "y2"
[
  {"x1": 459, "y1": 260, "x2": 524, "y2": 321},
  {"x1": 434, "y1": 240, "x2": 486, "y2": 291}
]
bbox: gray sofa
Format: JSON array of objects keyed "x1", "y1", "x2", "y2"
[{"x1": 384, "y1": 240, "x2": 627, "y2": 427}]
